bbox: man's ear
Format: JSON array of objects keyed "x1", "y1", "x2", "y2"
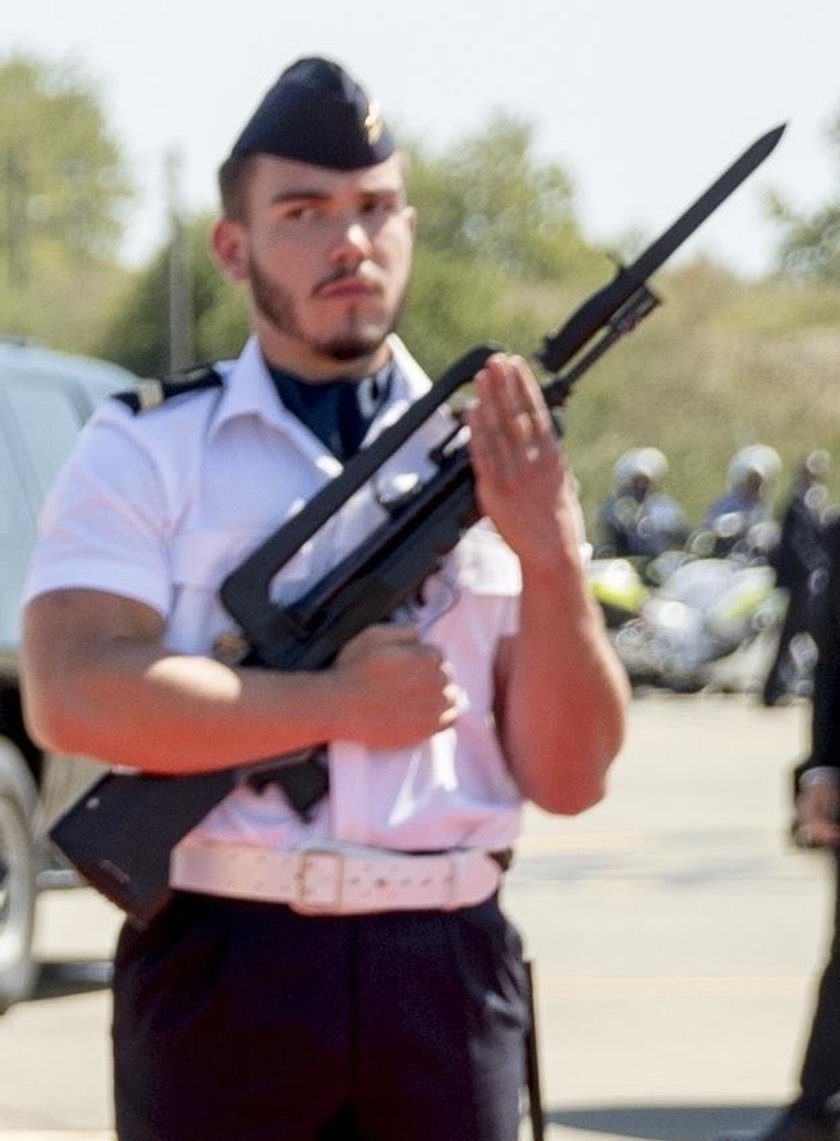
[
  {"x1": 404, "y1": 205, "x2": 417, "y2": 238},
  {"x1": 211, "y1": 218, "x2": 249, "y2": 282}
]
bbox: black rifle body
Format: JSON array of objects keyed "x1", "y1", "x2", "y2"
[{"x1": 48, "y1": 126, "x2": 785, "y2": 925}]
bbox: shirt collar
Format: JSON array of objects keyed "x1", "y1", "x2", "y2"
[{"x1": 209, "y1": 333, "x2": 433, "y2": 441}]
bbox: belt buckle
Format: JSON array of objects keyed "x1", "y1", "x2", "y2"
[{"x1": 296, "y1": 848, "x2": 345, "y2": 912}]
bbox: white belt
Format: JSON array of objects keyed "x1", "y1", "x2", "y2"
[{"x1": 169, "y1": 841, "x2": 503, "y2": 915}]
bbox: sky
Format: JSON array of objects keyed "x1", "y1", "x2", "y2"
[{"x1": 4, "y1": 0, "x2": 840, "y2": 278}]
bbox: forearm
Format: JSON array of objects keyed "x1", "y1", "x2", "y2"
[
  {"x1": 24, "y1": 635, "x2": 342, "y2": 774},
  {"x1": 499, "y1": 554, "x2": 630, "y2": 814}
]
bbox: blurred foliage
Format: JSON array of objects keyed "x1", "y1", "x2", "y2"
[
  {"x1": 770, "y1": 108, "x2": 840, "y2": 283},
  {"x1": 0, "y1": 55, "x2": 134, "y2": 352},
  {"x1": 404, "y1": 115, "x2": 600, "y2": 283},
  {"x1": 96, "y1": 217, "x2": 249, "y2": 377}
]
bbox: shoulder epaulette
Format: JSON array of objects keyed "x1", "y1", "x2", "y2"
[{"x1": 113, "y1": 363, "x2": 224, "y2": 414}]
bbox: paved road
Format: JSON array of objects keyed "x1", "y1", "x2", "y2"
[{"x1": 0, "y1": 692, "x2": 829, "y2": 1140}]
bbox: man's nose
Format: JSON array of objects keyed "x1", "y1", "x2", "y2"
[{"x1": 330, "y1": 215, "x2": 374, "y2": 262}]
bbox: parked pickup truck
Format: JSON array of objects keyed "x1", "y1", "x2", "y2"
[{"x1": 0, "y1": 338, "x2": 138, "y2": 1010}]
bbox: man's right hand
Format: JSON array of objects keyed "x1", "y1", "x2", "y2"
[
  {"x1": 796, "y1": 780, "x2": 840, "y2": 848},
  {"x1": 332, "y1": 624, "x2": 461, "y2": 748}
]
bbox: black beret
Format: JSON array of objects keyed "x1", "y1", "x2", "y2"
[{"x1": 230, "y1": 56, "x2": 395, "y2": 170}]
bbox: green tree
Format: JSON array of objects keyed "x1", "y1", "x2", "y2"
[
  {"x1": 405, "y1": 113, "x2": 600, "y2": 284},
  {"x1": 0, "y1": 54, "x2": 134, "y2": 348},
  {"x1": 0, "y1": 55, "x2": 132, "y2": 271},
  {"x1": 398, "y1": 113, "x2": 608, "y2": 377},
  {"x1": 771, "y1": 109, "x2": 840, "y2": 282},
  {"x1": 97, "y1": 215, "x2": 248, "y2": 377}
]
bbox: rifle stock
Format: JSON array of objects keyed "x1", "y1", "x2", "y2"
[{"x1": 48, "y1": 125, "x2": 785, "y2": 924}]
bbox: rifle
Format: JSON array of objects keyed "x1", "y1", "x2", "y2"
[{"x1": 49, "y1": 124, "x2": 785, "y2": 926}]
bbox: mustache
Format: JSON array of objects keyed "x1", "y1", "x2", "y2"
[{"x1": 312, "y1": 265, "x2": 379, "y2": 295}]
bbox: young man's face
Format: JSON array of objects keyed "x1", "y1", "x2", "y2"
[{"x1": 214, "y1": 153, "x2": 416, "y2": 378}]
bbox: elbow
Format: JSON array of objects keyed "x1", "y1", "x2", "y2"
[
  {"x1": 21, "y1": 682, "x2": 91, "y2": 758},
  {"x1": 22, "y1": 701, "x2": 66, "y2": 756},
  {"x1": 530, "y1": 771, "x2": 608, "y2": 817},
  {"x1": 521, "y1": 725, "x2": 622, "y2": 816},
  {"x1": 560, "y1": 773, "x2": 609, "y2": 816}
]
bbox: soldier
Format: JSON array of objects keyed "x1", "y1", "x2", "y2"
[{"x1": 20, "y1": 57, "x2": 628, "y2": 1140}]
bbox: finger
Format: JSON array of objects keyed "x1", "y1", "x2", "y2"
[
  {"x1": 469, "y1": 360, "x2": 533, "y2": 476},
  {"x1": 803, "y1": 819, "x2": 840, "y2": 847},
  {"x1": 471, "y1": 357, "x2": 511, "y2": 437},
  {"x1": 477, "y1": 355, "x2": 555, "y2": 455},
  {"x1": 490, "y1": 354, "x2": 551, "y2": 425},
  {"x1": 477, "y1": 356, "x2": 529, "y2": 428}
]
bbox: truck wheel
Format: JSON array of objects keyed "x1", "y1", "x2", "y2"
[{"x1": 0, "y1": 740, "x2": 37, "y2": 1012}]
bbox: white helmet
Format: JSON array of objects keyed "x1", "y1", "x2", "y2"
[
  {"x1": 613, "y1": 447, "x2": 669, "y2": 491},
  {"x1": 727, "y1": 444, "x2": 782, "y2": 489}
]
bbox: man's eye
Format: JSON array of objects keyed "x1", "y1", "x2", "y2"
[
  {"x1": 286, "y1": 205, "x2": 323, "y2": 223},
  {"x1": 363, "y1": 198, "x2": 397, "y2": 216}
]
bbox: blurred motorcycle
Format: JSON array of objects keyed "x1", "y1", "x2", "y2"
[
  {"x1": 590, "y1": 515, "x2": 794, "y2": 694},
  {"x1": 587, "y1": 556, "x2": 650, "y2": 629}
]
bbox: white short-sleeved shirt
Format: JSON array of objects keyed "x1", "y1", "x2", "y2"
[{"x1": 24, "y1": 335, "x2": 530, "y2": 853}]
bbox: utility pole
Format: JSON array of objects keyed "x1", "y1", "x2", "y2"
[
  {"x1": 165, "y1": 147, "x2": 194, "y2": 372},
  {"x1": 4, "y1": 147, "x2": 29, "y2": 289}
]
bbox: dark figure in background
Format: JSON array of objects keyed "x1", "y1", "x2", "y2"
[
  {"x1": 719, "y1": 517, "x2": 840, "y2": 1141},
  {"x1": 598, "y1": 447, "x2": 688, "y2": 560},
  {"x1": 763, "y1": 451, "x2": 832, "y2": 707},
  {"x1": 19, "y1": 57, "x2": 628, "y2": 1141}
]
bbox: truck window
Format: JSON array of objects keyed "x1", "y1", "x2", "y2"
[
  {"x1": 4, "y1": 377, "x2": 88, "y2": 501},
  {"x1": 0, "y1": 416, "x2": 36, "y2": 651}
]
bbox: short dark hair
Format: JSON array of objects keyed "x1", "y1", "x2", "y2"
[{"x1": 218, "y1": 152, "x2": 259, "y2": 222}]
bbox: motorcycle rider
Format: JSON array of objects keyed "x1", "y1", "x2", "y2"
[
  {"x1": 695, "y1": 444, "x2": 782, "y2": 559},
  {"x1": 598, "y1": 447, "x2": 688, "y2": 560}
]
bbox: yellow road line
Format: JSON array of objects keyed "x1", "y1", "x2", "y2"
[{"x1": 534, "y1": 974, "x2": 815, "y2": 998}]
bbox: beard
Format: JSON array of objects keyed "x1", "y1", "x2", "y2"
[{"x1": 248, "y1": 255, "x2": 408, "y2": 365}]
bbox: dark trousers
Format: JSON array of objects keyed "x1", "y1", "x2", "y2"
[
  {"x1": 112, "y1": 892, "x2": 529, "y2": 1141},
  {"x1": 798, "y1": 847, "x2": 840, "y2": 1113},
  {"x1": 763, "y1": 578, "x2": 824, "y2": 705}
]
